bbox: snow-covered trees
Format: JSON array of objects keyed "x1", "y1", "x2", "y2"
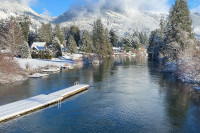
[
  {"x1": 53, "y1": 24, "x2": 65, "y2": 45},
  {"x1": 79, "y1": 30, "x2": 95, "y2": 53},
  {"x1": 18, "y1": 15, "x2": 31, "y2": 42},
  {"x1": 166, "y1": 0, "x2": 193, "y2": 44},
  {"x1": 0, "y1": 17, "x2": 25, "y2": 57},
  {"x1": 93, "y1": 19, "x2": 113, "y2": 55},
  {"x1": 109, "y1": 29, "x2": 119, "y2": 47},
  {"x1": 38, "y1": 23, "x2": 53, "y2": 44},
  {"x1": 67, "y1": 35, "x2": 78, "y2": 54},
  {"x1": 21, "y1": 41, "x2": 31, "y2": 58},
  {"x1": 52, "y1": 37, "x2": 62, "y2": 58},
  {"x1": 132, "y1": 32, "x2": 141, "y2": 50},
  {"x1": 68, "y1": 25, "x2": 80, "y2": 46}
]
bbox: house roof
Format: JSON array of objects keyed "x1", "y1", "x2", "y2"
[{"x1": 31, "y1": 42, "x2": 46, "y2": 50}]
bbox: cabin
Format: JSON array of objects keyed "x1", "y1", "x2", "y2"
[
  {"x1": 113, "y1": 47, "x2": 122, "y2": 53},
  {"x1": 31, "y1": 42, "x2": 47, "y2": 51}
]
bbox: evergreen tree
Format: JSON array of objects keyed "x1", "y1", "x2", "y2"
[
  {"x1": 52, "y1": 37, "x2": 62, "y2": 58},
  {"x1": 123, "y1": 37, "x2": 132, "y2": 52},
  {"x1": 104, "y1": 28, "x2": 113, "y2": 55},
  {"x1": 80, "y1": 30, "x2": 95, "y2": 53},
  {"x1": 18, "y1": 15, "x2": 31, "y2": 42},
  {"x1": 54, "y1": 24, "x2": 65, "y2": 45},
  {"x1": 69, "y1": 25, "x2": 80, "y2": 46},
  {"x1": 38, "y1": 23, "x2": 53, "y2": 44},
  {"x1": 147, "y1": 30, "x2": 162, "y2": 58},
  {"x1": 109, "y1": 29, "x2": 119, "y2": 47},
  {"x1": 132, "y1": 32, "x2": 141, "y2": 50},
  {"x1": 93, "y1": 19, "x2": 113, "y2": 55},
  {"x1": 21, "y1": 41, "x2": 31, "y2": 58},
  {"x1": 93, "y1": 19, "x2": 105, "y2": 53},
  {"x1": 166, "y1": 0, "x2": 193, "y2": 47},
  {"x1": 28, "y1": 31, "x2": 40, "y2": 46},
  {"x1": 67, "y1": 35, "x2": 78, "y2": 53}
]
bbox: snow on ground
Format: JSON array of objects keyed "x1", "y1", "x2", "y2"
[
  {"x1": 29, "y1": 73, "x2": 49, "y2": 78},
  {"x1": 61, "y1": 54, "x2": 83, "y2": 60},
  {"x1": 15, "y1": 58, "x2": 73, "y2": 70}
]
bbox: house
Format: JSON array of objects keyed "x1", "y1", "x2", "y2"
[
  {"x1": 31, "y1": 42, "x2": 47, "y2": 51},
  {"x1": 113, "y1": 47, "x2": 122, "y2": 53}
]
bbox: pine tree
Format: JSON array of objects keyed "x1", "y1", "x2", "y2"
[
  {"x1": 21, "y1": 41, "x2": 31, "y2": 58},
  {"x1": 166, "y1": 0, "x2": 193, "y2": 46},
  {"x1": 93, "y1": 19, "x2": 105, "y2": 53},
  {"x1": 104, "y1": 28, "x2": 113, "y2": 55},
  {"x1": 132, "y1": 32, "x2": 141, "y2": 50},
  {"x1": 54, "y1": 24, "x2": 65, "y2": 45},
  {"x1": 52, "y1": 37, "x2": 62, "y2": 58},
  {"x1": 109, "y1": 29, "x2": 119, "y2": 47},
  {"x1": 67, "y1": 35, "x2": 78, "y2": 53},
  {"x1": 93, "y1": 19, "x2": 113, "y2": 55},
  {"x1": 38, "y1": 23, "x2": 53, "y2": 44},
  {"x1": 123, "y1": 37, "x2": 132, "y2": 52},
  {"x1": 69, "y1": 25, "x2": 80, "y2": 46},
  {"x1": 18, "y1": 15, "x2": 31, "y2": 42},
  {"x1": 80, "y1": 30, "x2": 95, "y2": 53}
]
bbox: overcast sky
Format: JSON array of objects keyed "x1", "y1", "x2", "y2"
[{"x1": 12, "y1": 0, "x2": 200, "y2": 16}]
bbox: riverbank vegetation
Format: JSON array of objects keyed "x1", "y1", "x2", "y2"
[
  {"x1": 0, "y1": 9, "x2": 147, "y2": 84},
  {"x1": 147, "y1": 0, "x2": 200, "y2": 84}
]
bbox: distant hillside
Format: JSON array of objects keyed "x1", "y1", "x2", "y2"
[
  {"x1": 0, "y1": 1, "x2": 51, "y2": 30},
  {"x1": 53, "y1": 7, "x2": 200, "y2": 38},
  {"x1": 0, "y1": 1, "x2": 200, "y2": 38}
]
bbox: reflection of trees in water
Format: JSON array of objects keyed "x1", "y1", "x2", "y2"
[
  {"x1": 147, "y1": 59, "x2": 191, "y2": 129},
  {"x1": 76, "y1": 56, "x2": 147, "y2": 85},
  {"x1": 92, "y1": 57, "x2": 115, "y2": 83}
]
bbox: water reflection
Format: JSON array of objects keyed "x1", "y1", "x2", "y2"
[
  {"x1": 0, "y1": 56, "x2": 200, "y2": 132},
  {"x1": 147, "y1": 59, "x2": 195, "y2": 131}
]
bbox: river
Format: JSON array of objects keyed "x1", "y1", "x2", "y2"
[{"x1": 0, "y1": 56, "x2": 200, "y2": 133}]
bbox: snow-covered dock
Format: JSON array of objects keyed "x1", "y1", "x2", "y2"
[
  {"x1": 0, "y1": 84, "x2": 89, "y2": 122},
  {"x1": 29, "y1": 73, "x2": 49, "y2": 78}
]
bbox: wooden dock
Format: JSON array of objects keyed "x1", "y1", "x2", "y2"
[{"x1": 0, "y1": 84, "x2": 89, "y2": 123}]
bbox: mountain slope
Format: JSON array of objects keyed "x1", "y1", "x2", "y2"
[
  {"x1": 0, "y1": 1, "x2": 50, "y2": 29},
  {"x1": 53, "y1": 7, "x2": 200, "y2": 38}
]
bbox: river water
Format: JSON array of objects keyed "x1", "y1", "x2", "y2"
[{"x1": 0, "y1": 56, "x2": 200, "y2": 133}]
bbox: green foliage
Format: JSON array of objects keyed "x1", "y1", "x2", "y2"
[
  {"x1": 67, "y1": 35, "x2": 78, "y2": 53},
  {"x1": 139, "y1": 32, "x2": 149, "y2": 46},
  {"x1": 147, "y1": 29, "x2": 163, "y2": 58},
  {"x1": 54, "y1": 24, "x2": 65, "y2": 45},
  {"x1": 21, "y1": 41, "x2": 31, "y2": 58},
  {"x1": 80, "y1": 30, "x2": 95, "y2": 53},
  {"x1": 132, "y1": 32, "x2": 141, "y2": 50},
  {"x1": 31, "y1": 50, "x2": 52, "y2": 59},
  {"x1": 123, "y1": 37, "x2": 132, "y2": 52},
  {"x1": 52, "y1": 37, "x2": 62, "y2": 58},
  {"x1": 28, "y1": 31, "x2": 40, "y2": 46},
  {"x1": 109, "y1": 29, "x2": 119, "y2": 47},
  {"x1": 18, "y1": 15, "x2": 31, "y2": 42},
  {"x1": 69, "y1": 25, "x2": 80, "y2": 46},
  {"x1": 38, "y1": 23, "x2": 53, "y2": 44},
  {"x1": 93, "y1": 19, "x2": 113, "y2": 55},
  {"x1": 166, "y1": 0, "x2": 193, "y2": 45}
]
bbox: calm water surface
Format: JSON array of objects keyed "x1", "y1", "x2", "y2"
[{"x1": 0, "y1": 57, "x2": 200, "y2": 133}]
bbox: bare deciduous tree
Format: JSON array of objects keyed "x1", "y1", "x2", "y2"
[{"x1": 0, "y1": 17, "x2": 25, "y2": 57}]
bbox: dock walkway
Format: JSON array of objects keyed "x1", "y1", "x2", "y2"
[{"x1": 0, "y1": 84, "x2": 89, "y2": 122}]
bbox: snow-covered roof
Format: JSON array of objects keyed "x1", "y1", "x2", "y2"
[{"x1": 31, "y1": 42, "x2": 46, "y2": 50}]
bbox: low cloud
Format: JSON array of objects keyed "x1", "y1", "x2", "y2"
[
  {"x1": 42, "y1": 8, "x2": 51, "y2": 16},
  {"x1": 84, "y1": 0, "x2": 170, "y2": 14},
  {"x1": 0, "y1": 0, "x2": 37, "y2": 6}
]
